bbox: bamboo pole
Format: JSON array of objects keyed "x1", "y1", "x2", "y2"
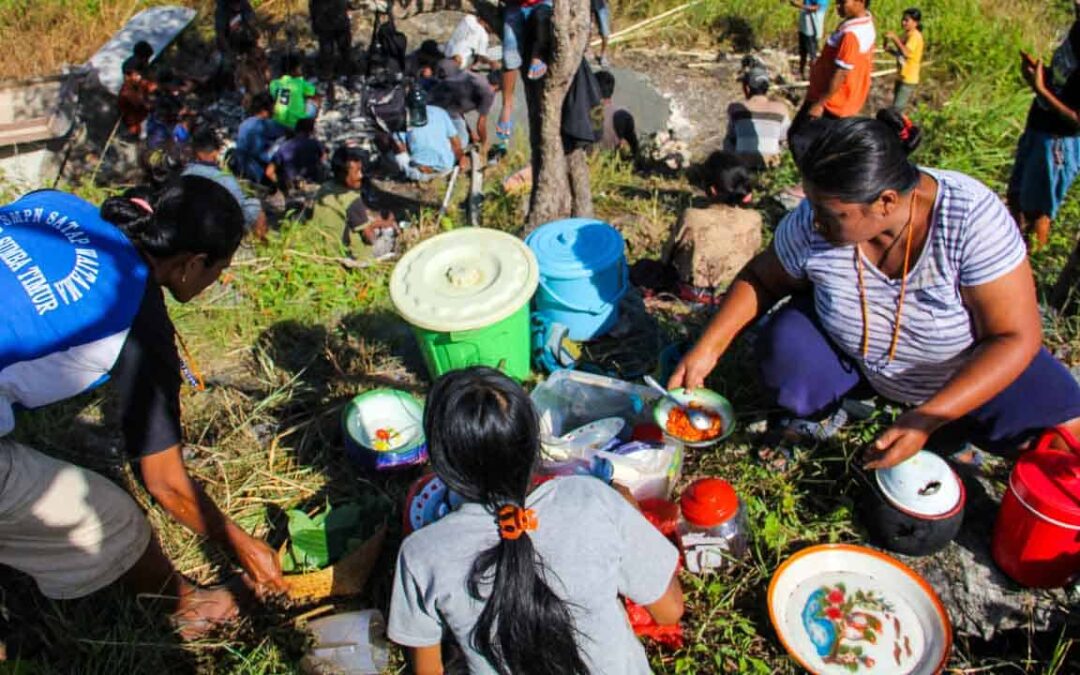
[{"x1": 591, "y1": 0, "x2": 703, "y2": 47}]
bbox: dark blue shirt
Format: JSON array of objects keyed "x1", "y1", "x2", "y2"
[
  {"x1": 235, "y1": 115, "x2": 287, "y2": 182},
  {"x1": 272, "y1": 135, "x2": 325, "y2": 185}
]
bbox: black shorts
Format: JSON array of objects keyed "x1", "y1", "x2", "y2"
[{"x1": 798, "y1": 32, "x2": 819, "y2": 60}]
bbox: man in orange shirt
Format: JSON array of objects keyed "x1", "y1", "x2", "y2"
[{"x1": 790, "y1": 0, "x2": 875, "y2": 158}]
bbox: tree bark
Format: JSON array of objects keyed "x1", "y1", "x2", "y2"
[{"x1": 525, "y1": 0, "x2": 593, "y2": 231}]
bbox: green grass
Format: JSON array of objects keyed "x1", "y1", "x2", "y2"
[{"x1": 2, "y1": 0, "x2": 1080, "y2": 673}]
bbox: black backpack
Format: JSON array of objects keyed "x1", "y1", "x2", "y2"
[
  {"x1": 368, "y1": 10, "x2": 407, "y2": 74},
  {"x1": 365, "y1": 81, "x2": 407, "y2": 134}
]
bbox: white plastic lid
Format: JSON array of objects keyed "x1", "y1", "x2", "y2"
[
  {"x1": 390, "y1": 228, "x2": 539, "y2": 332},
  {"x1": 874, "y1": 450, "x2": 963, "y2": 518}
]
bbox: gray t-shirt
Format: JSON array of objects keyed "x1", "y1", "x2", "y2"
[{"x1": 388, "y1": 476, "x2": 679, "y2": 674}]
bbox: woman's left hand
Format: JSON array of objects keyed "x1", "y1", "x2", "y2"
[{"x1": 863, "y1": 409, "x2": 944, "y2": 470}]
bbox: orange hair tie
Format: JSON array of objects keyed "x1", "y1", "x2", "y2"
[{"x1": 497, "y1": 504, "x2": 537, "y2": 540}]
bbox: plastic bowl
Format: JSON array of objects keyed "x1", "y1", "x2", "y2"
[
  {"x1": 652, "y1": 387, "x2": 735, "y2": 447},
  {"x1": 342, "y1": 389, "x2": 428, "y2": 471}
]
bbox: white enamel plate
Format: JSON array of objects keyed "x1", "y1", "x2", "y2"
[{"x1": 768, "y1": 544, "x2": 952, "y2": 674}]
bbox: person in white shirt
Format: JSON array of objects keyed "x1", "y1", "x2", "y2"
[{"x1": 443, "y1": 14, "x2": 496, "y2": 70}]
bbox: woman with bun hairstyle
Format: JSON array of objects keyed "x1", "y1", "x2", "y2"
[
  {"x1": 0, "y1": 174, "x2": 282, "y2": 637},
  {"x1": 669, "y1": 110, "x2": 1080, "y2": 469},
  {"x1": 389, "y1": 366, "x2": 684, "y2": 675}
]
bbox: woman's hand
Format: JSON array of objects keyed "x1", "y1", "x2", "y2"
[
  {"x1": 667, "y1": 343, "x2": 721, "y2": 391},
  {"x1": 232, "y1": 532, "x2": 287, "y2": 597},
  {"x1": 863, "y1": 409, "x2": 944, "y2": 470}
]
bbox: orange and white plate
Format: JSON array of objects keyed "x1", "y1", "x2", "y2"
[{"x1": 768, "y1": 544, "x2": 952, "y2": 674}]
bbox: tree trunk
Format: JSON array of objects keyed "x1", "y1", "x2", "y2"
[
  {"x1": 1051, "y1": 237, "x2": 1080, "y2": 313},
  {"x1": 525, "y1": 0, "x2": 593, "y2": 231}
]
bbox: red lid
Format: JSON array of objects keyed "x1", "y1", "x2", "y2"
[
  {"x1": 639, "y1": 498, "x2": 680, "y2": 536},
  {"x1": 1011, "y1": 449, "x2": 1080, "y2": 526},
  {"x1": 679, "y1": 478, "x2": 740, "y2": 527}
]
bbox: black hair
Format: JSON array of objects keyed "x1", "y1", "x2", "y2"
[
  {"x1": 191, "y1": 127, "x2": 220, "y2": 154},
  {"x1": 424, "y1": 367, "x2": 589, "y2": 675},
  {"x1": 695, "y1": 151, "x2": 753, "y2": 205},
  {"x1": 122, "y1": 57, "x2": 144, "y2": 77},
  {"x1": 595, "y1": 70, "x2": 615, "y2": 99},
  {"x1": 133, "y1": 40, "x2": 153, "y2": 60},
  {"x1": 249, "y1": 91, "x2": 275, "y2": 115},
  {"x1": 902, "y1": 7, "x2": 922, "y2": 29},
  {"x1": 282, "y1": 53, "x2": 302, "y2": 75},
  {"x1": 295, "y1": 117, "x2": 316, "y2": 134},
  {"x1": 100, "y1": 175, "x2": 244, "y2": 263},
  {"x1": 797, "y1": 109, "x2": 922, "y2": 203},
  {"x1": 331, "y1": 145, "x2": 364, "y2": 182}
]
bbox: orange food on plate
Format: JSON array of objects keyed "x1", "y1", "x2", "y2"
[{"x1": 665, "y1": 403, "x2": 723, "y2": 442}]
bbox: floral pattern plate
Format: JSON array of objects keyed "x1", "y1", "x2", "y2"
[{"x1": 768, "y1": 544, "x2": 952, "y2": 674}]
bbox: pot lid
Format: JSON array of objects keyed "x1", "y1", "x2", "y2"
[
  {"x1": 875, "y1": 451, "x2": 963, "y2": 518},
  {"x1": 390, "y1": 228, "x2": 539, "y2": 332},
  {"x1": 680, "y1": 478, "x2": 739, "y2": 527},
  {"x1": 1011, "y1": 448, "x2": 1080, "y2": 526},
  {"x1": 525, "y1": 218, "x2": 625, "y2": 278}
]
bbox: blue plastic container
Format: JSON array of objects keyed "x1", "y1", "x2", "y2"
[{"x1": 525, "y1": 219, "x2": 628, "y2": 341}]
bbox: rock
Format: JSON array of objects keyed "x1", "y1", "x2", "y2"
[{"x1": 895, "y1": 461, "x2": 1080, "y2": 640}]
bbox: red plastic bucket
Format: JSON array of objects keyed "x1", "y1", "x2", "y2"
[{"x1": 991, "y1": 426, "x2": 1080, "y2": 588}]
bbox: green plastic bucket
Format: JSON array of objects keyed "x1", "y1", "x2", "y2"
[
  {"x1": 410, "y1": 302, "x2": 531, "y2": 380},
  {"x1": 390, "y1": 229, "x2": 539, "y2": 381}
]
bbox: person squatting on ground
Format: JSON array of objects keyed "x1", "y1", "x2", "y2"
[
  {"x1": 443, "y1": 12, "x2": 497, "y2": 70},
  {"x1": 724, "y1": 64, "x2": 792, "y2": 168},
  {"x1": 0, "y1": 175, "x2": 286, "y2": 639},
  {"x1": 429, "y1": 59, "x2": 500, "y2": 159},
  {"x1": 885, "y1": 7, "x2": 924, "y2": 111},
  {"x1": 215, "y1": 0, "x2": 258, "y2": 54},
  {"x1": 594, "y1": 70, "x2": 639, "y2": 159},
  {"x1": 664, "y1": 152, "x2": 763, "y2": 294},
  {"x1": 232, "y1": 92, "x2": 288, "y2": 185},
  {"x1": 670, "y1": 111, "x2": 1080, "y2": 469},
  {"x1": 790, "y1": 0, "x2": 830, "y2": 80},
  {"x1": 118, "y1": 58, "x2": 157, "y2": 137},
  {"x1": 309, "y1": 0, "x2": 352, "y2": 78},
  {"x1": 310, "y1": 145, "x2": 399, "y2": 258},
  {"x1": 497, "y1": 0, "x2": 553, "y2": 146},
  {"x1": 267, "y1": 117, "x2": 326, "y2": 194},
  {"x1": 393, "y1": 91, "x2": 467, "y2": 182},
  {"x1": 1007, "y1": 2, "x2": 1080, "y2": 249},
  {"x1": 388, "y1": 367, "x2": 685, "y2": 675},
  {"x1": 269, "y1": 54, "x2": 320, "y2": 130},
  {"x1": 789, "y1": 0, "x2": 875, "y2": 160}
]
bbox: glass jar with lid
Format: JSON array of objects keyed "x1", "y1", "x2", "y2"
[{"x1": 677, "y1": 478, "x2": 749, "y2": 573}]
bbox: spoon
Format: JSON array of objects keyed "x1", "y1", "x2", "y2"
[{"x1": 643, "y1": 375, "x2": 713, "y2": 431}]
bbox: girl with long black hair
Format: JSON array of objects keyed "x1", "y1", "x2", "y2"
[
  {"x1": 0, "y1": 174, "x2": 282, "y2": 638},
  {"x1": 389, "y1": 367, "x2": 684, "y2": 674}
]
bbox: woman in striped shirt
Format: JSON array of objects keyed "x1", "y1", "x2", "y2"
[{"x1": 669, "y1": 110, "x2": 1080, "y2": 468}]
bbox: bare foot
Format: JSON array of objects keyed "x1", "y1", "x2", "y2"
[{"x1": 171, "y1": 583, "x2": 239, "y2": 641}]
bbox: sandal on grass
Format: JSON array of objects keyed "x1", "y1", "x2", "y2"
[
  {"x1": 495, "y1": 120, "x2": 513, "y2": 142},
  {"x1": 527, "y1": 60, "x2": 548, "y2": 80}
]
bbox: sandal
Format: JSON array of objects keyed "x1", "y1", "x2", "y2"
[
  {"x1": 496, "y1": 120, "x2": 513, "y2": 142},
  {"x1": 527, "y1": 59, "x2": 548, "y2": 80}
]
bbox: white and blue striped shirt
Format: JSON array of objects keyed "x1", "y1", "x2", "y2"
[{"x1": 774, "y1": 169, "x2": 1027, "y2": 405}]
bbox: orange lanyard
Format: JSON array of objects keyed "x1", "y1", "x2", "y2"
[
  {"x1": 855, "y1": 194, "x2": 918, "y2": 364},
  {"x1": 175, "y1": 330, "x2": 206, "y2": 392}
]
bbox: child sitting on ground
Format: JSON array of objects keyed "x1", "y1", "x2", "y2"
[
  {"x1": 267, "y1": 117, "x2": 325, "y2": 194},
  {"x1": 310, "y1": 146, "x2": 399, "y2": 259},
  {"x1": 388, "y1": 367, "x2": 684, "y2": 675},
  {"x1": 269, "y1": 54, "x2": 320, "y2": 130},
  {"x1": 663, "y1": 151, "x2": 763, "y2": 296}
]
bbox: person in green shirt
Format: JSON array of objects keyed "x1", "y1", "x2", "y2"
[
  {"x1": 269, "y1": 54, "x2": 320, "y2": 129},
  {"x1": 310, "y1": 145, "x2": 398, "y2": 258}
]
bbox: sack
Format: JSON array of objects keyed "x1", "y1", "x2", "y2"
[
  {"x1": 562, "y1": 58, "x2": 603, "y2": 149},
  {"x1": 369, "y1": 11, "x2": 407, "y2": 71},
  {"x1": 365, "y1": 83, "x2": 407, "y2": 134}
]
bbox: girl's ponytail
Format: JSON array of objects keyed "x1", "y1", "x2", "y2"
[
  {"x1": 100, "y1": 176, "x2": 244, "y2": 263},
  {"x1": 425, "y1": 368, "x2": 589, "y2": 675}
]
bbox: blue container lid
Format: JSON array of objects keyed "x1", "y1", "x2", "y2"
[{"x1": 526, "y1": 218, "x2": 625, "y2": 279}]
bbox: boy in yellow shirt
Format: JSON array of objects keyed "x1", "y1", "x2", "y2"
[{"x1": 886, "y1": 8, "x2": 924, "y2": 111}]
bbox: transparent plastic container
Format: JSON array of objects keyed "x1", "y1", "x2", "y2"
[
  {"x1": 677, "y1": 478, "x2": 749, "y2": 573},
  {"x1": 300, "y1": 609, "x2": 390, "y2": 675}
]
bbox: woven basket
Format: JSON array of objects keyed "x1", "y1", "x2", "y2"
[{"x1": 283, "y1": 524, "x2": 387, "y2": 602}]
